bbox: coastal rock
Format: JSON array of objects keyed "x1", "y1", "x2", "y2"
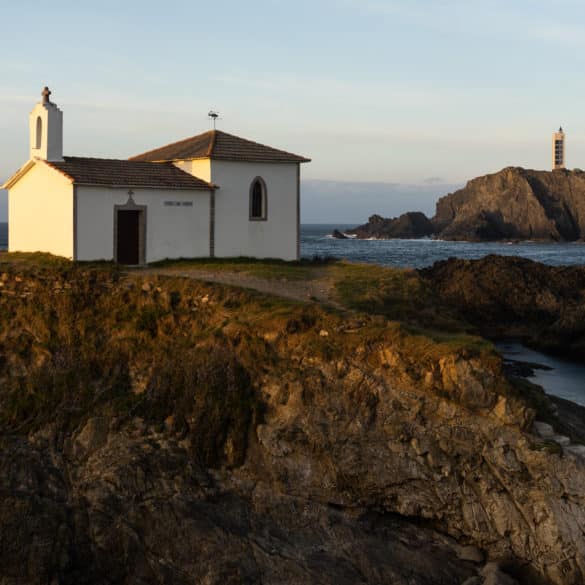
[
  {"x1": 0, "y1": 267, "x2": 584, "y2": 584},
  {"x1": 345, "y1": 212, "x2": 435, "y2": 239},
  {"x1": 420, "y1": 254, "x2": 585, "y2": 359},
  {"x1": 331, "y1": 229, "x2": 348, "y2": 239},
  {"x1": 348, "y1": 167, "x2": 585, "y2": 242},
  {"x1": 434, "y1": 167, "x2": 585, "y2": 241}
]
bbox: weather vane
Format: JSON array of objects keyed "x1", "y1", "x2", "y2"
[{"x1": 208, "y1": 110, "x2": 220, "y2": 129}]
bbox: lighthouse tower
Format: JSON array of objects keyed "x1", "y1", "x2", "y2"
[
  {"x1": 29, "y1": 86, "x2": 63, "y2": 161},
  {"x1": 552, "y1": 126, "x2": 565, "y2": 170}
]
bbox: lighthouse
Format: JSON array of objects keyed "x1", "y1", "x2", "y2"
[{"x1": 552, "y1": 126, "x2": 565, "y2": 170}]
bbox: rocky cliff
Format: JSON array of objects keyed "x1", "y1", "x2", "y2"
[
  {"x1": 1, "y1": 261, "x2": 585, "y2": 585},
  {"x1": 335, "y1": 167, "x2": 585, "y2": 241},
  {"x1": 435, "y1": 167, "x2": 585, "y2": 241}
]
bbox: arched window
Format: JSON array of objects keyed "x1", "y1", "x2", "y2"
[
  {"x1": 249, "y1": 177, "x2": 267, "y2": 220},
  {"x1": 35, "y1": 116, "x2": 42, "y2": 149}
]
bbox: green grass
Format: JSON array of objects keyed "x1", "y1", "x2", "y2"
[
  {"x1": 409, "y1": 327, "x2": 495, "y2": 353},
  {"x1": 146, "y1": 255, "x2": 336, "y2": 280},
  {"x1": 186, "y1": 259, "x2": 480, "y2": 351},
  {"x1": 0, "y1": 251, "x2": 73, "y2": 269},
  {"x1": 332, "y1": 262, "x2": 472, "y2": 337},
  {"x1": 334, "y1": 263, "x2": 423, "y2": 313},
  {"x1": 0, "y1": 253, "x2": 333, "y2": 280},
  {"x1": 0, "y1": 252, "x2": 121, "y2": 274}
]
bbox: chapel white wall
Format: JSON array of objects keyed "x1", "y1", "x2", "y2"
[
  {"x1": 8, "y1": 163, "x2": 74, "y2": 258},
  {"x1": 174, "y1": 159, "x2": 211, "y2": 183},
  {"x1": 76, "y1": 187, "x2": 211, "y2": 262},
  {"x1": 210, "y1": 161, "x2": 299, "y2": 260}
]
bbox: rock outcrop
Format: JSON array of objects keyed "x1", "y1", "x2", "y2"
[
  {"x1": 335, "y1": 167, "x2": 585, "y2": 241},
  {"x1": 343, "y1": 212, "x2": 435, "y2": 239},
  {"x1": 0, "y1": 265, "x2": 585, "y2": 584},
  {"x1": 331, "y1": 229, "x2": 348, "y2": 239},
  {"x1": 420, "y1": 254, "x2": 585, "y2": 359},
  {"x1": 435, "y1": 167, "x2": 585, "y2": 241}
]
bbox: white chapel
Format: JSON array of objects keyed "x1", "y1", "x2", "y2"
[{"x1": 3, "y1": 88, "x2": 310, "y2": 263}]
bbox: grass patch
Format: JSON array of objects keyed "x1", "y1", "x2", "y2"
[
  {"x1": 0, "y1": 251, "x2": 72, "y2": 269},
  {"x1": 408, "y1": 327, "x2": 494, "y2": 352},
  {"x1": 334, "y1": 263, "x2": 433, "y2": 317},
  {"x1": 146, "y1": 255, "x2": 336, "y2": 281},
  {"x1": 0, "y1": 252, "x2": 120, "y2": 275},
  {"x1": 333, "y1": 262, "x2": 472, "y2": 336}
]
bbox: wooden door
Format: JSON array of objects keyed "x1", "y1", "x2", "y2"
[{"x1": 117, "y1": 210, "x2": 140, "y2": 264}]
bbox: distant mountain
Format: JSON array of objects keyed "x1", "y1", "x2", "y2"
[{"x1": 335, "y1": 167, "x2": 585, "y2": 241}]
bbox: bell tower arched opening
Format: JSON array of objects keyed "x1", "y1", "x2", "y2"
[{"x1": 35, "y1": 116, "x2": 42, "y2": 150}]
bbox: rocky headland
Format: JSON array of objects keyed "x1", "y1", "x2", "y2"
[
  {"x1": 334, "y1": 167, "x2": 585, "y2": 241},
  {"x1": 0, "y1": 255, "x2": 584, "y2": 585},
  {"x1": 340, "y1": 212, "x2": 434, "y2": 239}
]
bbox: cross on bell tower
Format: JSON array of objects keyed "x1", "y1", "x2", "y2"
[{"x1": 41, "y1": 86, "x2": 51, "y2": 104}]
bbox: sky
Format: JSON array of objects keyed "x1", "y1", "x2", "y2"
[{"x1": 2, "y1": 0, "x2": 585, "y2": 223}]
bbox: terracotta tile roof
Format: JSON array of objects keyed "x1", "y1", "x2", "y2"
[
  {"x1": 129, "y1": 130, "x2": 311, "y2": 164},
  {"x1": 46, "y1": 157, "x2": 215, "y2": 190}
]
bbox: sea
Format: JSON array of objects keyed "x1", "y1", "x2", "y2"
[
  {"x1": 301, "y1": 224, "x2": 585, "y2": 268},
  {"x1": 497, "y1": 341, "x2": 585, "y2": 407},
  {"x1": 1, "y1": 221, "x2": 584, "y2": 403}
]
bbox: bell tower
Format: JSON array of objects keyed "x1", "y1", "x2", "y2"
[{"x1": 29, "y1": 86, "x2": 63, "y2": 161}]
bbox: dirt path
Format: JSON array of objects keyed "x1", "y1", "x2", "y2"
[{"x1": 137, "y1": 267, "x2": 339, "y2": 306}]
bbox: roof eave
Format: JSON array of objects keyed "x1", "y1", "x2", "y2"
[
  {"x1": 42, "y1": 159, "x2": 76, "y2": 183},
  {"x1": 2, "y1": 159, "x2": 39, "y2": 189},
  {"x1": 75, "y1": 182, "x2": 218, "y2": 191},
  {"x1": 143, "y1": 156, "x2": 212, "y2": 164},
  {"x1": 162, "y1": 155, "x2": 311, "y2": 164}
]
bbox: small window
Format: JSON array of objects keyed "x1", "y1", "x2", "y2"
[
  {"x1": 250, "y1": 177, "x2": 267, "y2": 220},
  {"x1": 35, "y1": 116, "x2": 42, "y2": 149}
]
